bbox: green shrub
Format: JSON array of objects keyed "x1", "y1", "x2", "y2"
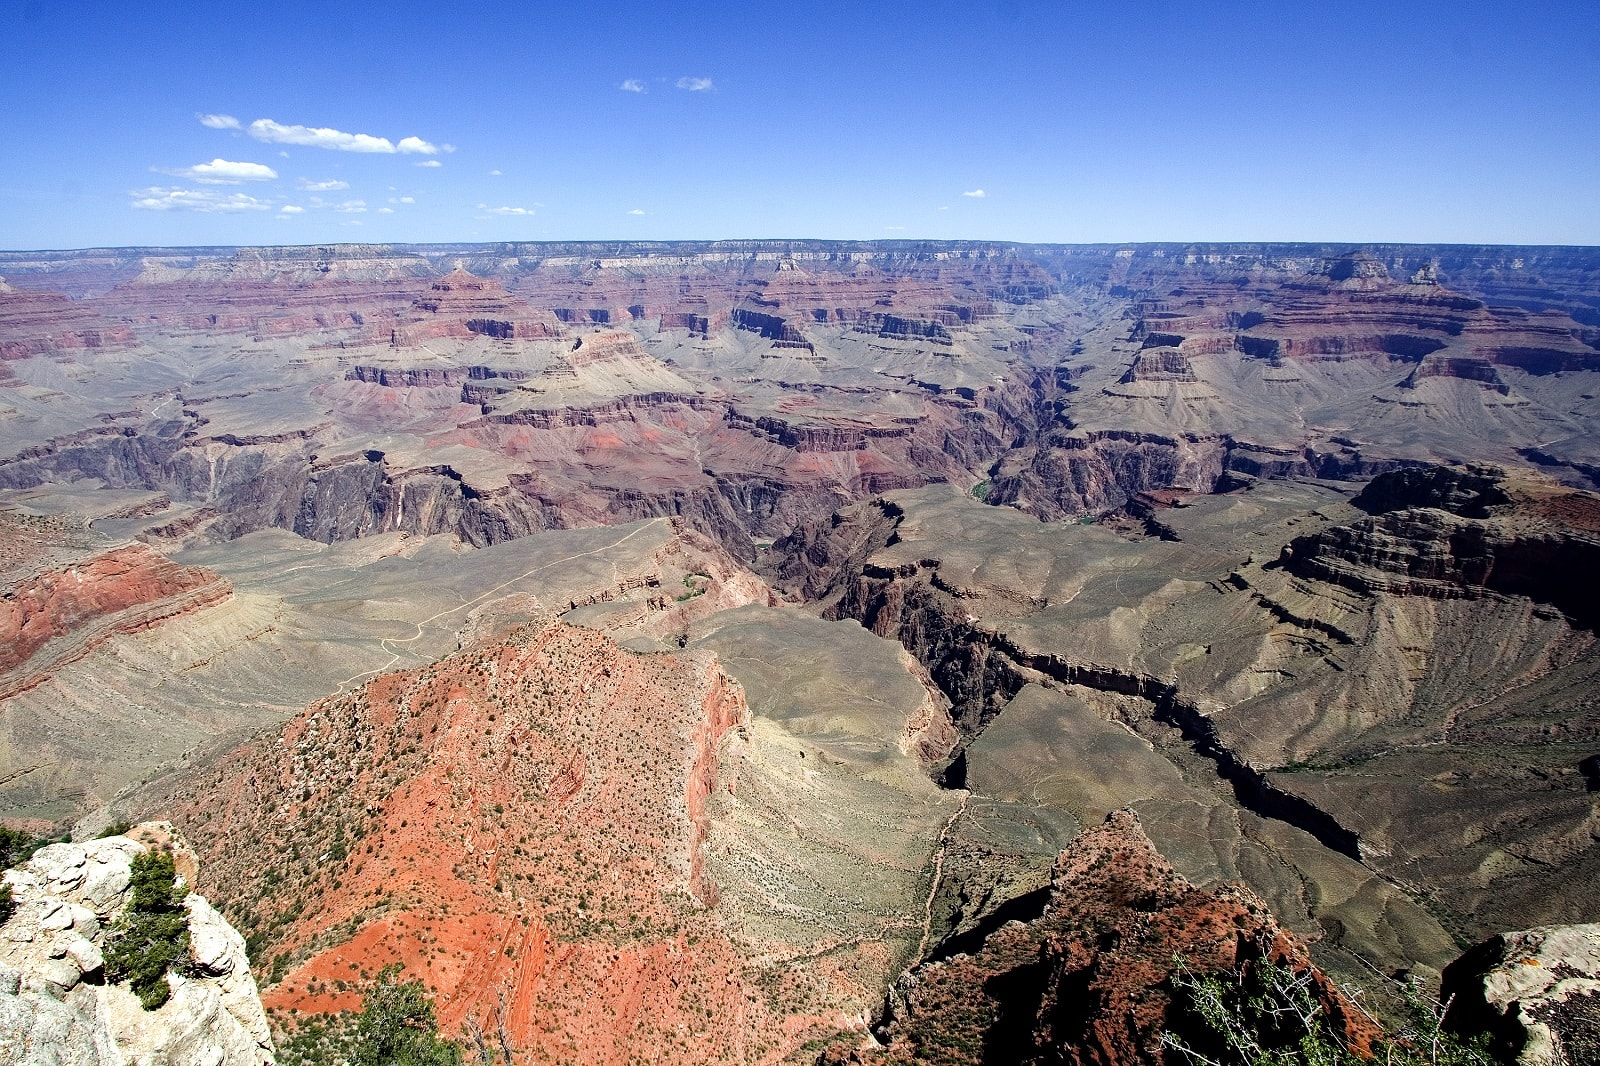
[
  {"x1": 0, "y1": 827, "x2": 40, "y2": 869},
  {"x1": 351, "y1": 965, "x2": 462, "y2": 1066},
  {"x1": 0, "y1": 883, "x2": 13, "y2": 925},
  {"x1": 1163, "y1": 957, "x2": 1494, "y2": 1066},
  {"x1": 103, "y1": 850, "x2": 191, "y2": 1010}
]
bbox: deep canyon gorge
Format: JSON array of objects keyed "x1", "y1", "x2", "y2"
[{"x1": 3, "y1": 240, "x2": 1600, "y2": 1064}]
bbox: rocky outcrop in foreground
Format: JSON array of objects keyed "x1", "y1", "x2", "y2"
[
  {"x1": 828, "y1": 810, "x2": 1379, "y2": 1066},
  {"x1": 0, "y1": 829, "x2": 273, "y2": 1066},
  {"x1": 1443, "y1": 923, "x2": 1600, "y2": 1066}
]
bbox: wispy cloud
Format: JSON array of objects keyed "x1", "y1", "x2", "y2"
[
  {"x1": 279, "y1": 205, "x2": 305, "y2": 215},
  {"x1": 487, "y1": 206, "x2": 534, "y2": 216},
  {"x1": 397, "y1": 136, "x2": 443, "y2": 155},
  {"x1": 162, "y1": 158, "x2": 278, "y2": 184},
  {"x1": 334, "y1": 199, "x2": 367, "y2": 213},
  {"x1": 628, "y1": 209, "x2": 646, "y2": 216},
  {"x1": 198, "y1": 113, "x2": 240, "y2": 130},
  {"x1": 939, "y1": 205, "x2": 950, "y2": 211},
  {"x1": 675, "y1": 76, "x2": 713, "y2": 91},
  {"x1": 619, "y1": 79, "x2": 645, "y2": 93},
  {"x1": 388, "y1": 196, "x2": 414, "y2": 204},
  {"x1": 415, "y1": 159, "x2": 442, "y2": 168},
  {"x1": 377, "y1": 207, "x2": 394, "y2": 214},
  {"x1": 246, "y1": 119, "x2": 449, "y2": 156},
  {"x1": 488, "y1": 169, "x2": 502, "y2": 176},
  {"x1": 962, "y1": 188, "x2": 986, "y2": 198},
  {"x1": 130, "y1": 187, "x2": 273, "y2": 213},
  {"x1": 884, "y1": 225, "x2": 906, "y2": 231},
  {"x1": 298, "y1": 178, "x2": 349, "y2": 192},
  {"x1": 249, "y1": 119, "x2": 395, "y2": 152}
]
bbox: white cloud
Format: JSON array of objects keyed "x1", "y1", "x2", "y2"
[
  {"x1": 164, "y1": 158, "x2": 278, "y2": 184},
  {"x1": 485, "y1": 206, "x2": 534, "y2": 216},
  {"x1": 388, "y1": 196, "x2": 415, "y2": 204},
  {"x1": 198, "y1": 113, "x2": 241, "y2": 130},
  {"x1": 279, "y1": 205, "x2": 305, "y2": 215},
  {"x1": 377, "y1": 207, "x2": 394, "y2": 214},
  {"x1": 130, "y1": 187, "x2": 273, "y2": 213},
  {"x1": 619, "y1": 79, "x2": 645, "y2": 93},
  {"x1": 343, "y1": 219, "x2": 363, "y2": 226},
  {"x1": 939, "y1": 205, "x2": 950, "y2": 211},
  {"x1": 884, "y1": 226, "x2": 906, "y2": 231},
  {"x1": 335, "y1": 199, "x2": 367, "y2": 213},
  {"x1": 628, "y1": 209, "x2": 646, "y2": 216},
  {"x1": 396, "y1": 135, "x2": 440, "y2": 155},
  {"x1": 962, "y1": 188, "x2": 986, "y2": 198},
  {"x1": 489, "y1": 169, "x2": 502, "y2": 176},
  {"x1": 415, "y1": 159, "x2": 442, "y2": 168},
  {"x1": 249, "y1": 118, "x2": 396, "y2": 153},
  {"x1": 299, "y1": 178, "x2": 349, "y2": 192},
  {"x1": 676, "y1": 76, "x2": 713, "y2": 91}
]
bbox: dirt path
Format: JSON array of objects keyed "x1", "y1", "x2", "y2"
[
  {"x1": 334, "y1": 521, "x2": 661, "y2": 692},
  {"x1": 916, "y1": 789, "x2": 970, "y2": 961}
]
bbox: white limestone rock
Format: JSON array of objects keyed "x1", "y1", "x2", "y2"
[
  {"x1": 1443, "y1": 922, "x2": 1600, "y2": 1066},
  {"x1": 0, "y1": 827, "x2": 274, "y2": 1066}
]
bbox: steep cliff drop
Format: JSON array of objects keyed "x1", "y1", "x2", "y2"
[{"x1": 0, "y1": 825, "x2": 274, "y2": 1066}]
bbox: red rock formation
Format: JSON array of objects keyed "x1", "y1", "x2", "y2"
[
  {"x1": 0, "y1": 544, "x2": 230, "y2": 698},
  {"x1": 162, "y1": 615, "x2": 870, "y2": 1064},
  {"x1": 828, "y1": 811, "x2": 1381, "y2": 1066},
  {"x1": 0, "y1": 284, "x2": 135, "y2": 360}
]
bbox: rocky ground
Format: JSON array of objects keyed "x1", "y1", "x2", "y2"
[{"x1": 0, "y1": 825, "x2": 273, "y2": 1066}]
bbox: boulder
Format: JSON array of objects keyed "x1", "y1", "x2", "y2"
[
  {"x1": 1443, "y1": 923, "x2": 1600, "y2": 1066},
  {"x1": 0, "y1": 827, "x2": 274, "y2": 1066}
]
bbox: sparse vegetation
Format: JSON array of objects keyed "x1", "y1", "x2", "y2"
[
  {"x1": 1163, "y1": 957, "x2": 1494, "y2": 1066},
  {"x1": 0, "y1": 826, "x2": 54, "y2": 868},
  {"x1": 971, "y1": 480, "x2": 991, "y2": 502},
  {"x1": 103, "y1": 850, "x2": 192, "y2": 1009},
  {"x1": 351, "y1": 965, "x2": 462, "y2": 1066}
]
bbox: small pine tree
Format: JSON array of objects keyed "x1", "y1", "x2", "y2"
[
  {"x1": 0, "y1": 827, "x2": 37, "y2": 869},
  {"x1": 351, "y1": 965, "x2": 463, "y2": 1066},
  {"x1": 103, "y1": 850, "x2": 191, "y2": 1010}
]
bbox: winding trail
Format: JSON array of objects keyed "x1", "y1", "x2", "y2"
[
  {"x1": 333, "y1": 522, "x2": 660, "y2": 692},
  {"x1": 915, "y1": 789, "x2": 970, "y2": 961}
]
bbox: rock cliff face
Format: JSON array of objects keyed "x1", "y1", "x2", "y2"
[
  {"x1": 0, "y1": 545, "x2": 231, "y2": 700},
  {"x1": 1441, "y1": 923, "x2": 1600, "y2": 1066},
  {"x1": 0, "y1": 829, "x2": 273, "y2": 1066},
  {"x1": 1282, "y1": 465, "x2": 1600, "y2": 626},
  {"x1": 828, "y1": 811, "x2": 1378, "y2": 1066}
]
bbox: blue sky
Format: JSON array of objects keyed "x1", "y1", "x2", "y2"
[{"x1": 1, "y1": 0, "x2": 1597, "y2": 249}]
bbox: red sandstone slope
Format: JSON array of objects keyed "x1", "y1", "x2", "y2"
[
  {"x1": 830, "y1": 810, "x2": 1380, "y2": 1066},
  {"x1": 163, "y1": 613, "x2": 860, "y2": 1065},
  {"x1": 0, "y1": 543, "x2": 230, "y2": 698}
]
